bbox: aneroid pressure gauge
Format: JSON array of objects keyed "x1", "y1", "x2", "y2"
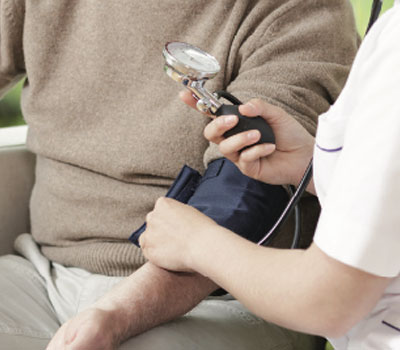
[{"x1": 163, "y1": 42, "x2": 275, "y2": 145}]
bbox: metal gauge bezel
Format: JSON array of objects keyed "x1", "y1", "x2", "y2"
[{"x1": 163, "y1": 42, "x2": 220, "y2": 81}]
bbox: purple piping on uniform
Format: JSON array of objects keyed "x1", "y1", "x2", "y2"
[{"x1": 316, "y1": 144, "x2": 343, "y2": 153}]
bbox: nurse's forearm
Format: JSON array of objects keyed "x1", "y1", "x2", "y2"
[{"x1": 190, "y1": 228, "x2": 390, "y2": 338}]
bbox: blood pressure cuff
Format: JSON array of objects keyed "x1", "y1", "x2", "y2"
[{"x1": 129, "y1": 158, "x2": 288, "y2": 247}]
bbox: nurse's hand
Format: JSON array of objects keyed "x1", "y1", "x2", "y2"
[
  {"x1": 207, "y1": 98, "x2": 314, "y2": 187},
  {"x1": 181, "y1": 91, "x2": 314, "y2": 187},
  {"x1": 140, "y1": 197, "x2": 224, "y2": 272}
]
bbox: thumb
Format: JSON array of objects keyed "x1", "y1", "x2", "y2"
[{"x1": 239, "y1": 99, "x2": 291, "y2": 125}]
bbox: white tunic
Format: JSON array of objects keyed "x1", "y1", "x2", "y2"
[{"x1": 313, "y1": 2, "x2": 400, "y2": 349}]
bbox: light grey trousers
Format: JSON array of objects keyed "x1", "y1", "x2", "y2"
[{"x1": 0, "y1": 234, "x2": 322, "y2": 350}]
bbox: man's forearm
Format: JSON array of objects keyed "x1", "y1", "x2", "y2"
[{"x1": 93, "y1": 262, "x2": 218, "y2": 343}]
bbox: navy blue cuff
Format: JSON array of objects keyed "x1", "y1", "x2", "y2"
[
  {"x1": 129, "y1": 158, "x2": 288, "y2": 247},
  {"x1": 129, "y1": 164, "x2": 201, "y2": 246}
]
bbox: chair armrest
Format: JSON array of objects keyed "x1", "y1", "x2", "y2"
[{"x1": 0, "y1": 126, "x2": 35, "y2": 255}]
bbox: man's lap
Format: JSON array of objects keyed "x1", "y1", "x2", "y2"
[
  {"x1": 121, "y1": 298, "x2": 318, "y2": 350},
  {"x1": 0, "y1": 238, "x2": 320, "y2": 350},
  {"x1": 0, "y1": 255, "x2": 58, "y2": 347}
]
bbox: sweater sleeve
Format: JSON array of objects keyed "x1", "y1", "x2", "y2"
[
  {"x1": 0, "y1": 0, "x2": 25, "y2": 99},
  {"x1": 204, "y1": 0, "x2": 359, "y2": 166}
]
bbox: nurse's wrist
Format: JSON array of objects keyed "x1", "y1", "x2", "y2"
[
  {"x1": 188, "y1": 225, "x2": 231, "y2": 275},
  {"x1": 186, "y1": 226, "x2": 212, "y2": 273},
  {"x1": 289, "y1": 147, "x2": 314, "y2": 188}
]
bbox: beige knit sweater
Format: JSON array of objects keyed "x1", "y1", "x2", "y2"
[{"x1": 0, "y1": 0, "x2": 359, "y2": 276}]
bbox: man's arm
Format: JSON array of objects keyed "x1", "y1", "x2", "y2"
[
  {"x1": 47, "y1": 263, "x2": 217, "y2": 349},
  {"x1": 96, "y1": 263, "x2": 218, "y2": 342},
  {"x1": 203, "y1": 0, "x2": 359, "y2": 250}
]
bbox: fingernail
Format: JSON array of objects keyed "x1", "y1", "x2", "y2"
[
  {"x1": 245, "y1": 102, "x2": 257, "y2": 113},
  {"x1": 248, "y1": 130, "x2": 259, "y2": 140},
  {"x1": 224, "y1": 115, "x2": 236, "y2": 124},
  {"x1": 264, "y1": 144, "x2": 275, "y2": 152},
  {"x1": 217, "y1": 115, "x2": 235, "y2": 125}
]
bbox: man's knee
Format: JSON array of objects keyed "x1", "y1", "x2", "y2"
[
  {"x1": 0, "y1": 333, "x2": 51, "y2": 350},
  {"x1": 118, "y1": 299, "x2": 319, "y2": 350},
  {"x1": 0, "y1": 254, "x2": 59, "y2": 347}
]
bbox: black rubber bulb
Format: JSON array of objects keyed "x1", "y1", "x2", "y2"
[{"x1": 215, "y1": 104, "x2": 275, "y2": 145}]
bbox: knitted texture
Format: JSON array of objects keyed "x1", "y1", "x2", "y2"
[{"x1": 0, "y1": 0, "x2": 359, "y2": 276}]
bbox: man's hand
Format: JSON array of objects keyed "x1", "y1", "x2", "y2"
[
  {"x1": 47, "y1": 261, "x2": 218, "y2": 350},
  {"x1": 47, "y1": 308, "x2": 122, "y2": 350},
  {"x1": 140, "y1": 197, "x2": 225, "y2": 272}
]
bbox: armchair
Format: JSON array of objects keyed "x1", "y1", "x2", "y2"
[{"x1": 0, "y1": 125, "x2": 35, "y2": 256}]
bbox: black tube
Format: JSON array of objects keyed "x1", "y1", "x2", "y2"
[
  {"x1": 366, "y1": 0, "x2": 383, "y2": 34},
  {"x1": 257, "y1": 160, "x2": 313, "y2": 247}
]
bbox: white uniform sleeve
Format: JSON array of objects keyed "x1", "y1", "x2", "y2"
[{"x1": 314, "y1": 10, "x2": 400, "y2": 277}]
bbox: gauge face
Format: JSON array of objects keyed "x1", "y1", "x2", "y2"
[{"x1": 164, "y1": 42, "x2": 220, "y2": 76}]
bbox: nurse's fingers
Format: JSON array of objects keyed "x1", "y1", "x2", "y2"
[
  {"x1": 138, "y1": 233, "x2": 146, "y2": 248},
  {"x1": 203, "y1": 115, "x2": 239, "y2": 144},
  {"x1": 219, "y1": 129, "x2": 261, "y2": 156},
  {"x1": 239, "y1": 143, "x2": 276, "y2": 162},
  {"x1": 239, "y1": 99, "x2": 289, "y2": 124}
]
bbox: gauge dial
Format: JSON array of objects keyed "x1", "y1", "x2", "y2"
[{"x1": 164, "y1": 42, "x2": 220, "y2": 79}]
